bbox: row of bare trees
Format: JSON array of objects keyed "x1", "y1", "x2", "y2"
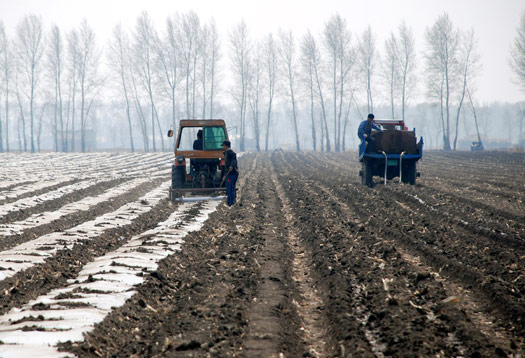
[
  {"x1": 0, "y1": 11, "x2": 221, "y2": 153},
  {"x1": 0, "y1": 16, "x2": 100, "y2": 153},
  {"x1": 424, "y1": 13, "x2": 484, "y2": 151},
  {"x1": 0, "y1": 10, "x2": 523, "y2": 153},
  {"x1": 107, "y1": 11, "x2": 221, "y2": 153},
  {"x1": 228, "y1": 13, "x2": 418, "y2": 152}
]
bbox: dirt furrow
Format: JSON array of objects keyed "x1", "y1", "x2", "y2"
[
  {"x1": 242, "y1": 158, "x2": 300, "y2": 357},
  {"x1": 61, "y1": 154, "x2": 262, "y2": 357},
  {"x1": 0, "y1": 177, "x2": 165, "y2": 252},
  {"x1": 280, "y1": 151, "x2": 525, "y2": 345},
  {"x1": 0, "y1": 201, "x2": 218, "y2": 357},
  {"x1": 0, "y1": 151, "x2": 521, "y2": 357},
  {"x1": 0, "y1": 179, "x2": 172, "y2": 314},
  {"x1": 317, "y1": 151, "x2": 524, "y2": 221},
  {"x1": 274, "y1": 150, "x2": 519, "y2": 352},
  {"x1": 270, "y1": 168, "x2": 332, "y2": 357}
]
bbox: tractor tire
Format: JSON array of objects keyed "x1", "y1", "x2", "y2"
[
  {"x1": 362, "y1": 160, "x2": 373, "y2": 187},
  {"x1": 406, "y1": 160, "x2": 417, "y2": 185},
  {"x1": 172, "y1": 165, "x2": 185, "y2": 189}
]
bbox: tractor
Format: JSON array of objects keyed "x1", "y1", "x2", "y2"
[
  {"x1": 359, "y1": 119, "x2": 423, "y2": 187},
  {"x1": 167, "y1": 119, "x2": 229, "y2": 201}
]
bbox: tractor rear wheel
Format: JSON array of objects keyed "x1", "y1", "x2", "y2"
[
  {"x1": 407, "y1": 161, "x2": 416, "y2": 185},
  {"x1": 172, "y1": 165, "x2": 185, "y2": 188},
  {"x1": 362, "y1": 160, "x2": 373, "y2": 187}
]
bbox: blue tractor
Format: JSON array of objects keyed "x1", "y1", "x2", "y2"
[{"x1": 359, "y1": 119, "x2": 423, "y2": 187}]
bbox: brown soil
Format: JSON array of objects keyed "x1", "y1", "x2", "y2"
[
  {"x1": 1, "y1": 151, "x2": 524, "y2": 357},
  {"x1": 56, "y1": 151, "x2": 524, "y2": 357}
]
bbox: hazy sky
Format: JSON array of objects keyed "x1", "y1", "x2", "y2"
[{"x1": 1, "y1": 0, "x2": 524, "y2": 103}]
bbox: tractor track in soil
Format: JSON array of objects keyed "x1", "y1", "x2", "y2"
[
  {"x1": 0, "y1": 151, "x2": 522, "y2": 357},
  {"x1": 288, "y1": 152, "x2": 525, "y2": 336}
]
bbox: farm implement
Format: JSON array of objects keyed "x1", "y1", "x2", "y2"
[{"x1": 359, "y1": 119, "x2": 424, "y2": 187}]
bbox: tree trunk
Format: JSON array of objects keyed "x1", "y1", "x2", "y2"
[
  {"x1": 30, "y1": 80, "x2": 35, "y2": 153},
  {"x1": 314, "y1": 63, "x2": 330, "y2": 152},
  {"x1": 265, "y1": 93, "x2": 273, "y2": 152},
  {"x1": 309, "y1": 72, "x2": 316, "y2": 151}
]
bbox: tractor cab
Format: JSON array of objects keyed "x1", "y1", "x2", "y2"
[{"x1": 168, "y1": 119, "x2": 229, "y2": 201}]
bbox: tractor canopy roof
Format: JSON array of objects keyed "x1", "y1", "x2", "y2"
[{"x1": 179, "y1": 119, "x2": 226, "y2": 128}]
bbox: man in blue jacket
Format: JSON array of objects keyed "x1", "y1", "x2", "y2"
[
  {"x1": 358, "y1": 113, "x2": 382, "y2": 153},
  {"x1": 358, "y1": 113, "x2": 382, "y2": 141},
  {"x1": 221, "y1": 140, "x2": 238, "y2": 206}
]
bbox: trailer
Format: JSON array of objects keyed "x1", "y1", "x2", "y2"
[{"x1": 359, "y1": 119, "x2": 423, "y2": 187}]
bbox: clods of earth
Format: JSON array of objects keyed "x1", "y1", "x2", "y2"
[{"x1": 0, "y1": 150, "x2": 523, "y2": 357}]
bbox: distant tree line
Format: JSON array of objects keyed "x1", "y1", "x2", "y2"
[{"x1": 0, "y1": 10, "x2": 524, "y2": 153}]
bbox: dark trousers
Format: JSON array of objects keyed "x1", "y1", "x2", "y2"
[
  {"x1": 226, "y1": 172, "x2": 238, "y2": 206},
  {"x1": 365, "y1": 136, "x2": 377, "y2": 153}
]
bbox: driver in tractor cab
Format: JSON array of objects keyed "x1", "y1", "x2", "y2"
[
  {"x1": 192, "y1": 129, "x2": 204, "y2": 172},
  {"x1": 193, "y1": 129, "x2": 203, "y2": 150},
  {"x1": 358, "y1": 113, "x2": 382, "y2": 152}
]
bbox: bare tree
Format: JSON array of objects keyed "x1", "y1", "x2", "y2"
[
  {"x1": 304, "y1": 31, "x2": 330, "y2": 152},
  {"x1": 48, "y1": 24, "x2": 64, "y2": 151},
  {"x1": 381, "y1": 32, "x2": 400, "y2": 119},
  {"x1": 398, "y1": 21, "x2": 416, "y2": 122},
  {"x1": 0, "y1": 21, "x2": 9, "y2": 152},
  {"x1": 248, "y1": 40, "x2": 262, "y2": 151},
  {"x1": 229, "y1": 19, "x2": 251, "y2": 151},
  {"x1": 36, "y1": 101, "x2": 48, "y2": 152},
  {"x1": 156, "y1": 15, "x2": 180, "y2": 135},
  {"x1": 129, "y1": 59, "x2": 149, "y2": 151},
  {"x1": 190, "y1": 20, "x2": 201, "y2": 120},
  {"x1": 279, "y1": 29, "x2": 301, "y2": 151},
  {"x1": 77, "y1": 19, "x2": 100, "y2": 152},
  {"x1": 424, "y1": 13, "x2": 460, "y2": 150},
  {"x1": 452, "y1": 29, "x2": 480, "y2": 150},
  {"x1": 65, "y1": 29, "x2": 79, "y2": 152},
  {"x1": 178, "y1": 12, "x2": 200, "y2": 119},
  {"x1": 134, "y1": 11, "x2": 163, "y2": 151},
  {"x1": 108, "y1": 23, "x2": 134, "y2": 152},
  {"x1": 510, "y1": 9, "x2": 525, "y2": 92},
  {"x1": 14, "y1": 64, "x2": 27, "y2": 151},
  {"x1": 301, "y1": 30, "x2": 322, "y2": 151},
  {"x1": 516, "y1": 102, "x2": 525, "y2": 146},
  {"x1": 467, "y1": 87, "x2": 483, "y2": 146},
  {"x1": 209, "y1": 18, "x2": 220, "y2": 119},
  {"x1": 15, "y1": 14, "x2": 45, "y2": 153},
  {"x1": 198, "y1": 24, "x2": 210, "y2": 119},
  {"x1": 323, "y1": 14, "x2": 353, "y2": 151},
  {"x1": 358, "y1": 26, "x2": 377, "y2": 114},
  {"x1": 263, "y1": 33, "x2": 278, "y2": 151}
]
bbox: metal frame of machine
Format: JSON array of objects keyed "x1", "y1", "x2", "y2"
[{"x1": 359, "y1": 119, "x2": 424, "y2": 186}]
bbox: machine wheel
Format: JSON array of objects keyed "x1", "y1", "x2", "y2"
[
  {"x1": 172, "y1": 165, "x2": 185, "y2": 188},
  {"x1": 406, "y1": 161, "x2": 416, "y2": 185},
  {"x1": 362, "y1": 160, "x2": 373, "y2": 187}
]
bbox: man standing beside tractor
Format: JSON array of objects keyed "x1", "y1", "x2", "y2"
[{"x1": 221, "y1": 140, "x2": 238, "y2": 206}]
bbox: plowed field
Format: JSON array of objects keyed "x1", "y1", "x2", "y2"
[{"x1": 0, "y1": 151, "x2": 523, "y2": 357}]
